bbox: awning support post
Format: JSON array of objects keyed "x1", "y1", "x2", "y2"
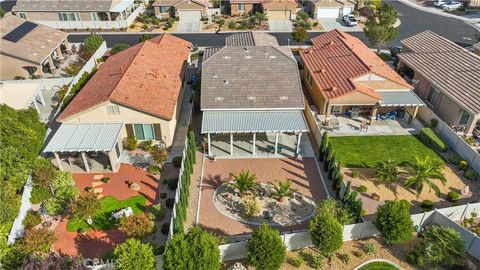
[
  {"x1": 230, "y1": 133, "x2": 233, "y2": 155},
  {"x1": 207, "y1": 133, "x2": 212, "y2": 157},
  {"x1": 82, "y1": 152, "x2": 91, "y2": 173},
  {"x1": 296, "y1": 132, "x2": 302, "y2": 155},
  {"x1": 252, "y1": 133, "x2": 256, "y2": 155},
  {"x1": 411, "y1": 106, "x2": 419, "y2": 124},
  {"x1": 274, "y1": 132, "x2": 279, "y2": 155},
  {"x1": 54, "y1": 152, "x2": 64, "y2": 171},
  {"x1": 32, "y1": 99, "x2": 41, "y2": 114},
  {"x1": 37, "y1": 88, "x2": 46, "y2": 105}
]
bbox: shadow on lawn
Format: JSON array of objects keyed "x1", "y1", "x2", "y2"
[{"x1": 74, "y1": 229, "x2": 128, "y2": 259}]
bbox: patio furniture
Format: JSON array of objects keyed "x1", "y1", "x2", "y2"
[
  {"x1": 372, "y1": 193, "x2": 380, "y2": 201},
  {"x1": 267, "y1": 145, "x2": 275, "y2": 152},
  {"x1": 130, "y1": 183, "x2": 140, "y2": 191},
  {"x1": 111, "y1": 207, "x2": 133, "y2": 220},
  {"x1": 277, "y1": 144, "x2": 284, "y2": 153}
]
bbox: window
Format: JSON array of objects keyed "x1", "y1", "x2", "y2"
[
  {"x1": 90, "y1": 12, "x2": 99, "y2": 21},
  {"x1": 133, "y1": 124, "x2": 155, "y2": 141},
  {"x1": 332, "y1": 106, "x2": 342, "y2": 114},
  {"x1": 159, "y1": 6, "x2": 168, "y2": 13},
  {"x1": 58, "y1": 12, "x2": 80, "y2": 21},
  {"x1": 238, "y1": 4, "x2": 245, "y2": 11},
  {"x1": 18, "y1": 12, "x2": 27, "y2": 19},
  {"x1": 306, "y1": 70, "x2": 313, "y2": 86},
  {"x1": 106, "y1": 105, "x2": 120, "y2": 115},
  {"x1": 426, "y1": 86, "x2": 440, "y2": 107},
  {"x1": 459, "y1": 110, "x2": 471, "y2": 125}
]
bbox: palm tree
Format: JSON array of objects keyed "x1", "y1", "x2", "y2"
[
  {"x1": 375, "y1": 159, "x2": 399, "y2": 184},
  {"x1": 270, "y1": 179, "x2": 297, "y2": 202},
  {"x1": 228, "y1": 170, "x2": 258, "y2": 197},
  {"x1": 403, "y1": 156, "x2": 447, "y2": 197}
]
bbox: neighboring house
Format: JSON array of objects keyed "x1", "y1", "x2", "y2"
[
  {"x1": 230, "y1": 0, "x2": 298, "y2": 20},
  {"x1": 300, "y1": 30, "x2": 424, "y2": 123},
  {"x1": 152, "y1": 0, "x2": 208, "y2": 19},
  {"x1": 0, "y1": 80, "x2": 45, "y2": 114},
  {"x1": 201, "y1": 32, "x2": 308, "y2": 157},
  {"x1": 308, "y1": 0, "x2": 356, "y2": 19},
  {"x1": 43, "y1": 34, "x2": 192, "y2": 172},
  {"x1": 0, "y1": 15, "x2": 69, "y2": 80},
  {"x1": 397, "y1": 31, "x2": 480, "y2": 135},
  {"x1": 12, "y1": 0, "x2": 142, "y2": 29}
]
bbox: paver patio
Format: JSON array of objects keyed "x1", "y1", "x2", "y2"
[{"x1": 198, "y1": 157, "x2": 328, "y2": 236}]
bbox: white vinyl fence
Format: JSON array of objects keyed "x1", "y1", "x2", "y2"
[
  {"x1": 7, "y1": 174, "x2": 33, "y2": 245},
  {"x1": 417, "y1": 106, "x2": 480, "y2": 174}
]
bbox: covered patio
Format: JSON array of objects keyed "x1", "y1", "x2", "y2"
[
  {"x1": 43, "y1": 123, "x2": 124, "y2": 173},
  {"x1": 202, "y1": 111, "x2": 310, "y2": 158}
]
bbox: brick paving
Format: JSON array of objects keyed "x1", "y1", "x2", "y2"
[{"x1": 198, "y1": 157, "x2": 327, "y2": 236}]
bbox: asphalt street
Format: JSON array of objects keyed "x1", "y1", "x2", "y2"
[{"x1": 65, "y1": 1, "x2": 479, "y2": 48}]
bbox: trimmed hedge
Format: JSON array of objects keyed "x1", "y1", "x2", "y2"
[{"x1": 419, "y1": 128, "x2": 447, "y2": 152}]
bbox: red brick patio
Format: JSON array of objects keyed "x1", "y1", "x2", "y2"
[
  {"x1": 198, "y1": 157, "x2": 328, "y2": 236},
  {"x1": 52, "y1": 164, "x2": 159, "y2": 258}
]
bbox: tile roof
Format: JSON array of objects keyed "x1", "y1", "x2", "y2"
[
  {"x1": 58, "y1": 34, "x2": 191, "y2": 121},
  {"x1": 225, "y1": 32, "x2": 279, "y2": 47},
  {"x1": 201, "y1": 46, "x2": 304, "y2": 110},
  {"x1": 152, "y1": 0, "x2": 207, "y2": 6},
  {"x1": 399, "y1": 31, "x2": 480, "y2": 114},
  {"x1": 0, "y1": 15, "x2": 67, "y2": 64},
  {"x1": 229, "y1": 0, "x2": 296, "y2": 4},
  {"x1": 13, "y1": 0, "x2": 124, "y2": 12},
  {"x1": 300, "y1": 29, "x2": 411, "y2": 101},
  {"x1": 311, "y1": 0, "x2": 356, "y2": 6}
]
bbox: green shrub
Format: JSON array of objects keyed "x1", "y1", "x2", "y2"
[
  {"x1": 421, "y1": 200, "x2": 434, "y2": 211},
  {"x1": 113, "y1": 238, "x2": 156, "y2": 270},
  {"x1": 464, "y1": 136, "x2": 475, "y2": 145},
  {"x1": 166, "y1": 198, "x2": 175, "y2": 208},
  {"x1": 290, "y1": 256, "x2": 303, "y2": 268},
  {"x1": 448, "y1": 154, "x2": 462, "y2": 165},
  {"x1": 351, "y1": 171, "x2": 360, "y2": 178},
  {"x1": 374, "y1": 200, "x2": 414, "y2": 244},
  {"x1": 309, "y1": 204, "x2": 343, "y2": 256},
  {"x1": 419, "y1": 128, "x2": 447, "y2": 152},
  {"x1": 30, "y1": 186, "x2": 52, "y2": 204},
  {"x1": 228, "y1": 21, "x2": 236, "y2": 29},
  {"x1": 296, "y1": 11, "x2": 309, "y2": 20},
  {"x1": 242, "y1": 197, "x2": 260, "y2": 218},
  {"x1": 358, "y1": 185, "x2": 368, "y2": 193},
  {"x1": 147, "y1": 165, "x2": 160, "y2": 175},
  {"x1": 125, "y1": 136, "x2": 137, "y2": 150},
  {"x1": 160, "y1": 192, "x2": 167, "y2": 199},
  {"x1": 110, "y1": 43, "x2": 130, "y2": 54},
  {"x1": 311, "y1": 255, "x2": 323, "y2": 269},
  {"x1": 173, "y1": 156, "x2": 182, "y2": 168},
  {"x1": 465, "y1": 169, "x2": 479, "y2": 181},
  {"x1": 339, "y1": 253, "x2": 350, "y2": 264},
  {"x1": 151, "y1": 203, "x2": 165, "y2": 221},
  {"x1": 429, "y1": 119, "x2": 438, "y2": 129},
  {"x1": 101, "y1": 177, "x2": 110, "y2": 183},
  {"x1": 161, "y1": 223, "x2": 170, "y2": 235},
  {"x1": 447, "y1": 191, "x2": 460, "y2": 202},
  {"x1": 247, "y1": 224, "x2": 286, "y2": 270},
  {"x1": 167, "y1": 178, "x2": 178, "y2": 190},
  {"x1": 459, "y1": 160, "x2": 468, "y2": 171},
  {"x1": 85, "y1": 186, "x2": 93, "y2": 192},
  {"x1": 83, "y1": 32, "x2": 104, "y2": 53},
  {"x1": 139, "y1": 140, "x2": 153, "y2": 151},
  {"x1": 312, "y1": 21, "x2": 319, "y2": 27},
  {"x1": 362, "y1": 242, "x2": 376, "y2": 255},
  {"x1": 23, "y1": 210, "x2": 41, "y2": 229}
]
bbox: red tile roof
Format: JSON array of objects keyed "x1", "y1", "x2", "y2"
[
  {"x1": 300, "y1": 30, "x2": 411, "y2": 101},
  {"x1": 58, "y1": 34, "x2": 191, "y2": 121}
]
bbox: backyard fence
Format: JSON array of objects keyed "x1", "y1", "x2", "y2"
[
  {"x1": 417, "y1": 106, "x2": 480, "y2": 174},
  {"x1": 7, "y1": 174, "x2": 33, "y2": 245}
]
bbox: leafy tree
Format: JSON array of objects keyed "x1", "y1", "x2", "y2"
[
  {"x1": 113, "y1": 238, "x2": 156, "y2": 270},
  {"x1": 374, "y1": 200, "x2": 414, "y2": 244},
  {"x1": 111, "y1": 43, "x2": 131, "y2": 54},
  {"x1": 316, "y1": 199, "x2": 354, "y2": 225},
  {"x1": 19, "y1": 227, "x2": 56, "y2": 255},
  {"x1": 149, "y1": 145, "x2": 168, "y2": 168},
  {"x1": 247, "y1": 224, "x2": 286, "y2": 270},
  {"x1": 139, "y1": 34, "x2": 153, "y2": 42},
  {"x1": 408, "y1": 225, "x2": 465, "y2": 268},
  {"x1": 0, "y1": 181, "x2": 21, "y2": 224},
  {"x1": 1, "y1": 245, "x2": 27, "y2": 270},
  {"x1": 0, "y1": 7, "x2": 5, "y2": 18},
  {"x1": 21, "y1": 252, "x2": 88, "y2": 270},
  {"x1": 342, "y1": 182, "x2": 364, "y2": 222},
  {"x1": 71, "y1": 192, "x2": 101, "y2": 221},
  {"x1": 228, "y1": 170, "x2": 258, "y2": 197},
  {"x1": 403, "y1": 156, "x2": 446, "y2": 197},
  {"x1": 44, "y1": 172, "x2": 79, "y2": 215},
  {"x1": 0, "y1": 223, "x2": 10, "y2": 262},
  {"x1": 163, "y1": 227, "x2": 220, "y2": 270},
  {"x1": 22, "y1": 210, "x2": 42, "y2": 229},
  {"x1": 363, "y1": 3, "x2": 399, "y2": 53},
  {"x1": 83, "y1": 32, "x2": 104, "y2": 53},
  {"x1": 32, "y1": 158, "x2": 57, "y2": 190},
  {"x1": 270, "y1": 179, "x2": 296, "y2": 202},
  {"x1": 61, "y1": 62, "x2": 82, "y2": 76},
  {"x1": 374, "y1": 159, "x2": 398, "y2": 184},
  {"x1": 253, "y1": 12, "x2": 268, "y2": 26},
  {"x1": 292, "y1": 27, "x2": 308, "y2": 43},
  {"x1": 119, "y1": 213, "x2": 155, "y2": 238},
  {"x1": 309, "y1": 204, "x2": 343, "y2": 257}
]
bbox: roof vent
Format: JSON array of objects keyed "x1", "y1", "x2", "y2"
[
  {"x1": 215, "y1": 97, "x2": 224, "y2": 101},
  {"x1": 269, "y1": 55, "x2": 276, "y2": 59},
  {"x1": 212, "y1": 73, "x2": 218, "y2": 78},
  {"x1": 224, "y1": 80, "x2": 229, "y2": 85},
  {"x1": 223, "y1": 56, "x2": 230, "y2": 59},
  {"x1": 316, "y1": 69, "x2": 326, "y2": 73},
  {"x1": 247, "y1": 96, "x2": 256, "y2": 100},
  {"x1": 244, "y1": 55, "x2": 252, "y2": 59},
  {"x1": 327, "y1": 86, "x2": 337, "y2": 91},
  {"x1": 243, "y1": 47, "x2": 248, "y2": 52},
  {"x1": 280, "y1": 96, "x2": 288, "y2": 100}
]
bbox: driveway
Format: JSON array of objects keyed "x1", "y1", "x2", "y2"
[
  {"x1": 268, "y1": 19, "x2": 293, "y2": 31},
  {"x1": 176, "y1": 19, "x2": 201, "y2": 33},
  {"x1": 318, "y1": 18, "x2": 362, "y2": 32}
]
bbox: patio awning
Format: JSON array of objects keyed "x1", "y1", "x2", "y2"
[
  {"x1": 202, "y1": 110, "x2": 309, "y2": 134},
  {"x1": 110, "y1": 0, "x2": 134, "y2": 12},
  {"x1": 0, "y1": 81, "x2": 41, "y2": 110},
  {"x1": 43, "y1": 123, "x2": 123, "y2": 153},
  {"x1": 378, "y1": 91, "x2": 425, "y2": 107}
]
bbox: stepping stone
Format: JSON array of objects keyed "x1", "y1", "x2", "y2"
[
  {"x1": 93, "y1": 187, "x2": 103, "y2": 194},
  {"x1": 93, "y1": 174, "x2": 104, "y2": 180},
  {"x1": 92, "y1": 181, "x2": 103, "y2": 187},
  {"x1": 97, "y1": 194, "x2": 104, "y2": 199}
]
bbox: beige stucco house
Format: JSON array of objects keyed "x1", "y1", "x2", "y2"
[
  {"x1": 153, "y1": 0, "x2": 208, "y2": 19},
  {"x1": 43, "y1": 34, "x2": 192, "y2": 172},
  {"x1": 0, "y1": 15, "x2": 69, "y2": 80},
  {"x1": 229, "y1": 0, "x2": 298, "y2": 20},
  {"x1": 308, "y1": 0, "x2": 356, "y2": 18},
  {"x1": 398, "y1": 31, "x2": 480, "y2": 135}
]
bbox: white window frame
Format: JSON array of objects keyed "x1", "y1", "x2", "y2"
[
  {"x1": 426, "y1": 86, "x2": 440, "y2": 108},
  {"x1": 58, "y1": 12, "x2": 80, "y2": 21},
  {"x1": 238, "y1": 4, "x2": 245, "y2": 11},
  {"x1": 458, "y1": 110, "x2": 471, "y2": 126},
  {"x1": 106, "y1": 105, "x2": 120, "y2": 115},
  {"x1": 331, "y1": 105, "x2": 342, "y2": 114},
  {"x1": 17, "y1": 12, "x2": 28, "y2": 19},
  {"x1": 90, "y1": 12, "x2": 99, "y2": 21},
  {"x1": 159, "y1": 6, "x2": 168, "y2": 13},
  {"x1": 132, "y1": 123, "x2": 156, "y2": 141}
]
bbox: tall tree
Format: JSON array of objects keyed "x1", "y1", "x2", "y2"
[
  {"x1": 19, "y1": 227, "x2": 56, "y2": 255},
  {"x1": 309, "y1": 203, "x2": 343, "y2": 257},
  {"x1": 292, "y1": 27, "x2": 308, "y2": 43},
  {"x1": 403, "y1": 156, "x2": 446, "y2": 197},
  {"x1": 113, "y1": 238, "x2": 156, "y2": 270},
  {"x1": 363, "y1": 3, "x2": 399, "y2": 53},
  {"x1": 375, "y1": 200, "x2": 414, "y2": 244},
  {"x1": 118, "y1": 213, "x2": 155, "y2": 238},
  {"x1": 247, "y1": 224, "x2": 286, "y2": 270},
  {"x1": 71, "y1": 193, "x2": 101, "y2": 221}
]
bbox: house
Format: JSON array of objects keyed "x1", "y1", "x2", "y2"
[
  {"x1": 230, "y1": 0, "x2": 298, "y2": 20},
  {"x1": 308, "y1": 0, "x2": 356, "y2": 18},
  {"x1": 43, "y1": 34, "x2": 192, "y2": 172},
  {"x1": 397, "y1": 31, "x2": 480, "y2": 135},
  {"x1": 152, "y1": 0, "x2": 208, "y2": 19},
  {"x1": 201, "y1": 32, "x2": 308, "y2": 157},
  {"x1": 0, "y1": 15, "x2": 69, "y2": 80},
  {"x1": 12, "y1": 0, "x2": 143, "y2": 29},
  {"x1": 300, "y1": 30, "x2": 424, "y2": 124}
]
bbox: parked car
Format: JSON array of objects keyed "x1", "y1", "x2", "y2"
[
  {"x1": 433, "y1": 0, "x2": 448, "y2": 7},
  {"x1": 343, "y1": 14, "x2": 358, "y2": 27},
  {"x1": 442, "y1": 1, "x2": 462, "y2": 10}
]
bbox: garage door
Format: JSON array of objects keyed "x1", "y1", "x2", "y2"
[
  {"x1": 268, "y1": 10, "x2": 291, "y2": 20},
  {"x1": 316, "y1": 8, "x2": 340, "y2": 18},
  {"x1": 178, "y1": 10, "x2": 201, "y2": 20},
  {"x1": 343, "y1": 7, "x2": 353, "y2": 15}
]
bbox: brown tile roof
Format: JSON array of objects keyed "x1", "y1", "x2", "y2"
[
  {"x1": 311, "y1": 0, "x2": 356, "y2": 6},
  {"x1": 399, "y1": 31, "x2": 480, "y2": 114},
  {"x1": 0, "y1": 15, "x2": 67, "y2": 65},
  {"x1": 153, "y1": 0, "x2": 207, "y2": 7},
  {"x1": 13, "y1": 0, "x2": 123, "y2": 12},
  {"x1": 58, "y1": 34, "x2": 191, "y2": 121},
  {"x1": 300, "y1": 30, "x2": 411, "y2": 101}
]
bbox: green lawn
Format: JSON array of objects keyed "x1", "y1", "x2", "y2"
[
  {"x1": 66, "y1": 195, "x2": 146, "y2": 232},
  {"x1": 358, "y1": 261, "x2": 399, "y2": 270},
  {"x1": 379, "y1": 52, "x2": 393, "y2": 61},
  {"x1": 330, "y1": 135, "x2": 442, "y2": 168}
]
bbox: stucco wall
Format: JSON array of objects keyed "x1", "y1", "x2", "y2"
[
  {"x1": 17, "y1": 11, "x2": 95, "y2": 21},
  {"x1": 230, "y1": 3, "x2": 255, "y2": 15},
  {"x1": 0, "y1": 54, "x2": 41, "y2": 80},
  {"x1": 263, "y1": 0, "x2": 297, "y2": 19},
  {"x1": 176, "y1": 1, "x2": 207, "y2": 13}
]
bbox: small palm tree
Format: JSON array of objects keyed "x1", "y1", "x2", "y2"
[
  {"x1": 270, "y1": 179, "x2": 297, "y2": 202},
  {"x1": 403, "y1": 156, "x2": 446, "y2": 197},
  {"x1": 229, "y1": 170, "x2": 258, "y2": 197},
  {"x1": 374, "y1": 159, "x2": 398, "y2": 184}
]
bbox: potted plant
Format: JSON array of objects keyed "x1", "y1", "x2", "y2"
[
  {"x1": 126, "y1": 179, "x2": 133, "y2": 186},
  {"x1": 270, "y1": 179, "x2": 296, "y2": 202},
  {"x1": 85, "y1": 186, "x2": 93, "y2": 192},
  {"x1": 101, "y1": 177, "x2": 110, "y2": 183}
]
